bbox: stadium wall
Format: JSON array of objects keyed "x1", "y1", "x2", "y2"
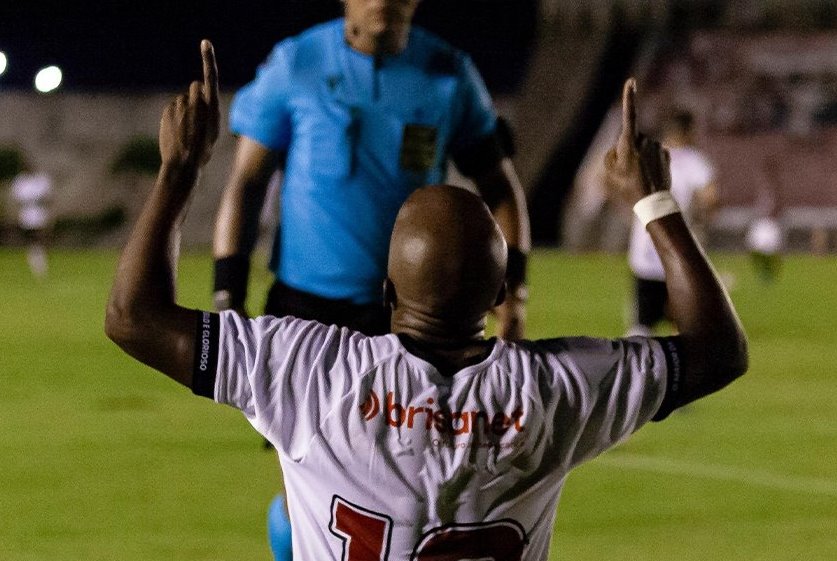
[{"x1": 0, "y1": 91, "x2": 238, "y2": 248}]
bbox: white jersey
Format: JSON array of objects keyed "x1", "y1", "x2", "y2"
[
  {"x1": 196, "y1": 311, "x2": 677, "y2": 561},
  {"x1": 746, "y1": 217, "x2": 783, "y2": 254},
  {"x1": 11, "y1": 172, "x2": 52, "y2": 230},
  {"x1": 629, "y1": 146, "x2": 715, "y2": 281}
]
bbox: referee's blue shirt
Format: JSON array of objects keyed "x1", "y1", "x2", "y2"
[{"x1": 230, "y1": 19, "x2": 498, "y2": 304}]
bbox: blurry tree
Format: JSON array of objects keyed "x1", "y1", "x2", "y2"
[
  {"x1": 0, "y1": 146, "x2": 25, "y2": 181},
  {"x1": 0, "y1": 146, "x2": 27, "y2": 240},
  {"x1": 110, "y1": 136, "x2": 160, "y2": 175}
]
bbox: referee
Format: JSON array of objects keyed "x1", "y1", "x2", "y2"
[{"x1": 212, "y1": 0, "x2": 530, "y2": 340}]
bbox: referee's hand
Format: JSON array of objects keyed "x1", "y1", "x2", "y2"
[
  {"x1": 159, "y1": 40, "x2": 220, "y2": 171},
  {"x1": 603, "y1": 78, "x2": 672, "y2": 205}
]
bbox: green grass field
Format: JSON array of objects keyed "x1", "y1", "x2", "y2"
[{"x1": 2, "y1": 248, "x2": 835, "y2": 560}]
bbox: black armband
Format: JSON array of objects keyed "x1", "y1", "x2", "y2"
[
  {"x1": 506, "y1": 247, "x2": 528, "y2": 289},
  {"x1": 495, "y1": 116, "x2": 516, "y2": 157},
  {"x1": 213, "y1": 255, "x2": 250, "y2": 309},
  {"x1": 451, "y1": 123, "x2": 508, "y2": 178},
  {"x1": 651, "y1": 336, "x2": 684, "y2": 422},
  {"x1": 192, "y1": 311, "x2": 220, "y2": 399}
]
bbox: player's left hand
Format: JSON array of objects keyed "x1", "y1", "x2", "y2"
[
  {"x1": 159, "y1": 40, "x2": 220, "y2": 171},
  {"x1": 494, "y1": 291, "x2": 526, "y2": 340},
  {"x1": 603, "y1": 78, "x2": 671, "y2": 205}
]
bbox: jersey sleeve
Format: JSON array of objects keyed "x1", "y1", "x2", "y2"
[
  {"x1": 229, "y1": 42, "x2": 294, "y2": 151},
  {"x1": 193, "y1": 310, "x2": 358, "y2": 459},
  {"x1": 538, "y1": 336, "x2": 679, "y2": 470},
  {"x1": 448, "y1": 54, "x2": 504, "y2": 177}
]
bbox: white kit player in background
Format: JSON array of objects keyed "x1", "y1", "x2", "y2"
[
  {"x1": 11, "y1": 165, "x2": 53, "y2": 279},
  {"x1": 106, "y1": 46, "x2": 748, "y2": 561},
  {"x1": 625, "y1": 109, "x2": 718, "y2": 336},
  {"x1": 746, "y1": 183, "x2": 784, "y2": 283}
]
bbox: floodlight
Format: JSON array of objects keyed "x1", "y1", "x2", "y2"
[
  {"x1": 0, "y1": 52, "x2": 7, "y2": 76},
  {"x1": 35, "y1": 65, "x2": 62, "y2": 93}
]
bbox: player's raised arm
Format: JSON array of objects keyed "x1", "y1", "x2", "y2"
[
  {"x1": 604, "y1": 78, "x2": 748, "y2": 410},
  {"x1": 105, "y1": 40, "x2": 220, "y2": 387}
]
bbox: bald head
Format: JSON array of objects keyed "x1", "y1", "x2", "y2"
[{"x1": 387, "y1": 185, "x2": 507, "y2": 330}]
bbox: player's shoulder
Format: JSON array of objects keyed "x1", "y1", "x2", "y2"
[
  {"x1": 518, "y1": 336, "x2": 625, "y2": 358},
  {"x1": 519, "y1": 336, "x2": 652, "y2": 374}
]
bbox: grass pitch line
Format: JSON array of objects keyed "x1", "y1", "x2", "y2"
[{"x1": 598, "y1": 452, "x2": 837, "y2": 498}]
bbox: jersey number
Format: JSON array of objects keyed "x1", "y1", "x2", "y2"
[{"x1": 329, "y1": 496, "x2": 527, "y2": 561}]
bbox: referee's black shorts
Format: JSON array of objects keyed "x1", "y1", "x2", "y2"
[
  {"x1": 264, "y1": 280, "x2": 391, "y2": 336},
  {"x1": 633, "y1": 276, "x2": 669, "y2": 328}
]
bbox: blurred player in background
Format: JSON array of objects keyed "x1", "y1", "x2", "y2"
[
  {"x1": 106, "y1": 49, "x2": 748, "y2": 560},
  {"x1": 11, "y1": 160, "x2": 53, "y2": 280},
  {"x1": 623, "y1": 109, "x2": 718, "y2": 336},
  {"x1": 746, "y1": 183, "x2": 783, "y2": 283}
]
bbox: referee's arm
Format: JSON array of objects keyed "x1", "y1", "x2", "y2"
[
  {"x1": 106, "y1": 41, "x2": 220, "y2": 389},
  {"x1": 605, "y1": 79, "x2": 748, "y2": 411},
  {"x1": 457, "y1": 121, "x2": 531, "y2": 341},
  {"x1": 211, "y1": 137, "x2": 281, "y2": 315}
]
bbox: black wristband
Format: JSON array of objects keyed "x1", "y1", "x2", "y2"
[
  {"x1": 213, "y1": 255, "x2": 250, "y2": 309},
  {"x1": 506, "y1": 247, "x2": 527, "y2": 289}
]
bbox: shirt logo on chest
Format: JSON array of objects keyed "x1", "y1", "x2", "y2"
[
  {"x1": 360, "y1": 390, "x2": 525, "y2": 437},
  {"x1": 400, "y1": 124, "x2": 438, "y2": 172}
]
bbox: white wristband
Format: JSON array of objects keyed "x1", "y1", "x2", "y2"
[{"x1": 633, "y1": 191, "x2": 681, "y2": 227}]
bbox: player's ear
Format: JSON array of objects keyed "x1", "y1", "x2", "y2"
[
  {"x1": 383, "y1": 278, "x2": 397, "y2": 310},
  {"x1": 494, "y1": 282, "x2": 507, "y2": 307}
]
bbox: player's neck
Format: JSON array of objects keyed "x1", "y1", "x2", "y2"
[
  {"x1": 392, "y1": 302, "x2": 491, "y2": 376},
  {"x1": 396, "y1": 333, "x2": 493, "y2": 377},
  {"x1": 392, "y1": 306, "x2": 485, "y2": 337}
]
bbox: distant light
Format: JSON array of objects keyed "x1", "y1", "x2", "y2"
[
  {"x1": 35, "y1": 65, "x2": 62, "y2": 93},
  {"x1": 0, "y1": 52, "x2": 7, "y2": 76}
]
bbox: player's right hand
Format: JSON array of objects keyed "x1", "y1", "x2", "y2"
[
  {"x1": 603, "y1": 78, "x2": 672, "y2": 205},
  {"x1": 159, "y1": 40, "x2": 220, "y2": 170}
]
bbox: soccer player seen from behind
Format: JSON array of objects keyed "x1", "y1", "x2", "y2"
[{"x1": 106, "y1": 44, "x2": 749, "y2": 561}]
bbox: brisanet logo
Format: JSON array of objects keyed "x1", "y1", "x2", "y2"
[{"x1": 361, "y1": 391, "x2": 525, "y2": 436}]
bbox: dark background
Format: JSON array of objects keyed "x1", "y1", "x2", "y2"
[{"x1": 0, "y1": 0, "x2": 538, "y2": 92}]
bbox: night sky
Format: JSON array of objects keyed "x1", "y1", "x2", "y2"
[{"x1": 0, "y1": 1, "x2": 537, "y2": 93}]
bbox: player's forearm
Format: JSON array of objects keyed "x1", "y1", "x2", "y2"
[
  {"x1": 647, "y1": 213, "x2": 748, "y2": 401},
  {"x1": 105, "y1": 163, "x2": 198, "y2": 380},
  {"x1": 212, "y1": 174, "x2": 270, "y2": 311},
  {"x1": 213, "y1": 139, "x2": 278, "y2": 258},
  {"x1": 212, "y1": 175, "x2": 268, "y2": 258}
]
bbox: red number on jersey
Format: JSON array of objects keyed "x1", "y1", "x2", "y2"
[
  {"x1": 330, "y1": 496, "x2": 393, "y2": 561},
  {"x1": 330, "y1": 495, "x2": 527, "y2": 561},
  {"x1": 411, "y1": 520, "x2": 527, "y2": 561}
]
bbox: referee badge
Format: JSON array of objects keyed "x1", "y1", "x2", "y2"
[{"x1": 400, "y1": 124, "x2": 438, "y2": 172}]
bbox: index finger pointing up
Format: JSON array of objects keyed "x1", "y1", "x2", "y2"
[
  {"x1": 201, "y1": 39, "x2": 219, "y2": 107},
  {"x1": 618, "y1": 78, "x2": 637, "y2": 152}
]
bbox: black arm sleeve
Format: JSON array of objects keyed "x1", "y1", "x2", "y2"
[
  {"x1": 651, "y1": 336, "x2": 684, "y2": 422},
  {"x1": 192, "y1": 311, "x2": 220, "y2": 399},
  {"x1": 451, "y1": 119, "x2": 512, "y2": 178}
]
